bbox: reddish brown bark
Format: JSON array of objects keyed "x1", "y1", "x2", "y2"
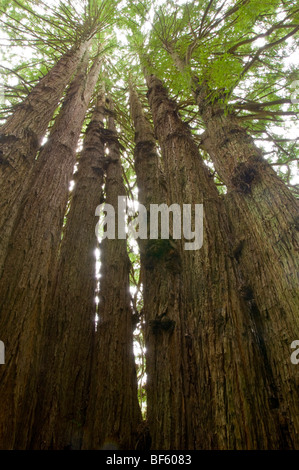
[
  {"x1": 197, "y1": 86, "x2": 299, "y2": 446},
  {"x1": 30, "y1": 94, "x2": 106, "y2": 450},
  {"x1": 129, "y1": 83, "x2": 183, "y2": 449},
  {"x1": 0, "y1": 41, "x2": 90, "y2": 274},
  {"x1": 144, "y1": 73, "x2": 289, "y2": 449},
  {"x1": 0, "y1": 53, "x2": 101, "y2": 449},
  {"x1": 83, "y1": 101, "x2": 142, "y2": 450},
  {"x1": 167, "y1": 42, "x2": 299, "y2": 444}
]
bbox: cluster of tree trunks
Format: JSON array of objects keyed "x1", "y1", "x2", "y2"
[
  {"x1": 140, "y1": 73, "x2": 298, "y2": 449},
  {"x1": 0, "y1": 43, "x2": 298, "y2": 450},
  {"x1": 0, "y1": 40, "x2": 91, "y2": 275},
  {"x1": 0, "y1": 46, "x2": 102, "y2": 449},
  {"x1": 82, "y1": 100, "x2": 142, "y2": 450}
]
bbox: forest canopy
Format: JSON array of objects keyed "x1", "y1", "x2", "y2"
[{"x1": 1, "y1": 0, "x2": 298, "y2": 190}]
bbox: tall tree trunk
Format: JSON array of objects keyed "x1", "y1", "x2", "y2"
[
  {"x1": 196, "y1": 86, "x2": 299, "y2": 446},
  {"x1": 83, "y1": 101, "x2": 142, "y2": 450},
  {"x1": 0, "y1": 53, "x2": 101, "y2": 450},
  {"x1": 144, "y1": 73, "x2": 289, "y2": 449},
  {"x1": 30, "y1": 93, "x2": 106, "y2": 450},
  {"x1": 0, "y1": 40, "x2": 90, "y2": 274},
  {"x1": 170, "y1": 46, "x2": 299, "y2": 445},
  {"x1": 129, "y1": 83, "x2": 184, "y2": 449}
]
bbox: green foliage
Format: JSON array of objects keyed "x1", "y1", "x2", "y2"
[
  {"x1": 135, "y1": 0, "x2": 298, "y2": 188},
  {"x1": 208, "y1": 53, "x2": 244, "y2": 91},
  {"x1": 1, "y1": 0, "x2": 297, "y2": 188}
]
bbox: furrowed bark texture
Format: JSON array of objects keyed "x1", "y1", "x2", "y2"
[
  {"x1": 129, "y1": 83, "x2": 183, "y2": 449},
  {"x1": 0, "y1": 40, "x2": 90, "y2": 274},
  {"x1": 0, "y1": 54, "x2": 101, "y2": 449},
  {"x1": 145, "y1": 74, "x2": 288, "y2": 449},
  {"x1": 83, "y1": 105, "x2": 142, "y2": 450},
  {"x1": 197, "y1": 89, "x2": 299, "y2": 447},
  {"x1": 30, "y1": 94, "x2": 106, "y2": 450}
]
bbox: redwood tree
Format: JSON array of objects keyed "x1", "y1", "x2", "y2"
[
  {"x1": 0, "y1": 0, "x2": 298, "y2": 451},
  {"x1": 0, "y1": 51, "x2": 101, "y2": 449},
  {"x1": 139, "y1": 0, "x2": 299, "y2": 446},
  {"x1": 0, "y1": 39, "x2": 91, "y2": 273},
  {"x1": 129, "y1": 82, "x2": 184, "y2": 449},
  {"x1": 83, "y1": 99, "x2": 142, "y2": 450},
  {"x1": 30, "y1": 93, "x2": 107, "y2": 450},
  {"x1": 197, "y1": 89, "x2": 299, "y2": 446},
  {"x1": 143, "y1": 71, "x2": 287, "y2": 449}
]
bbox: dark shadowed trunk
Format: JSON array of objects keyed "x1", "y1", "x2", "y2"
[
  {"x1": 196, "y1": 85, "x2": 299, "y2": 446},
  {"x1": 144, "y1": 73, "x2": 290, "y2": 449},
  {"x1": 0, "y1": 53, "x2": 101, "y2": 449},
  {"x1": 83, "y1": 101, "x2": 142, "y2": 450},
  {"x1": 0, "y1": 40, "x2": 90, "y2": 273},
  {"x1": 129, "y1": 83, "x2": 184, "y2": 449},
  {"x1": 30, "y1": 94, "x2": 106, "y2": 450}
]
